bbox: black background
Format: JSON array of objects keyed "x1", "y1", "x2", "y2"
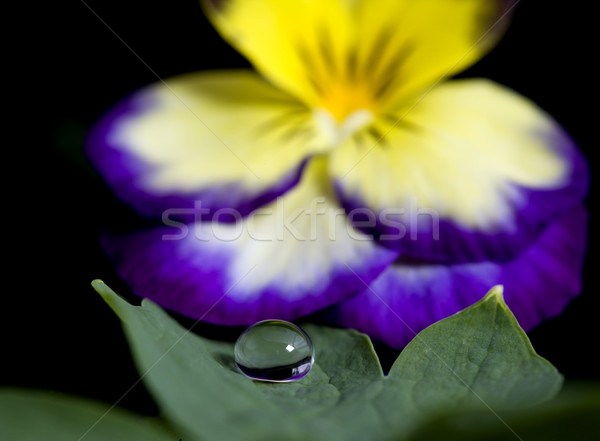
[{"x1": 6, "y1": 0, "x2": 597, "y2": 416}]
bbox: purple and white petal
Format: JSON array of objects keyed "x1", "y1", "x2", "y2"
[
  {"x1": 329, "y1": 79, "x2": 588, "y2": 263},
  {"x1": 103, "y1": 157, "x2": 398, "y2": 325},
  {"x1": 86, "y1": 70, "x2": 333, "y2": 220}
]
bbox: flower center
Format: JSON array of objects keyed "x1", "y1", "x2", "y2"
[
  {"x1": 319, "y1": 81, "x2": 376, "y2": 123},
  {"x1": 313, "y1": 81, "x2": 376, "y2": 143},
  {"x1": 314, "y1": 107, "x2": 374, "y2": 145},
  {"x1": 297, "y1": 37, "x2": 398, "y2": 142}
]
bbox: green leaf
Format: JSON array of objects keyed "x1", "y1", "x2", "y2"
[
  {"x1": 389, "y1": 285, "x2": 563, "y2": 410},
  {"x1": 409, "y1": 382, "x2": 600, "y2": 441},
  {"x1": 0, "y1": 388, "x2": 179, "y2": 441},
  {"x1": 93, "y1": 281, "x2": 564, "y2": 441}
]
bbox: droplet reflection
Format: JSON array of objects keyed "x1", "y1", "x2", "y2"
[{"x1": 234, "y1": 320, "x2": 314, "y2": 382}]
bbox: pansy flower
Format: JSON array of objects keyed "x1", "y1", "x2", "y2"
[{"x1": 87, "y1": 0, "x2": 588, "y2": 348}]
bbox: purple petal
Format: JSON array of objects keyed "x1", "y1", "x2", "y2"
[{"x1": 328, "y1": 205, "x2": 587, "y2": 349}]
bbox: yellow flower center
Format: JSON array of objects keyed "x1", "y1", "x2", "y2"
[
  {"x1": 319, "y1": 81, "x2": 376, "y2": 123},
  {"x1": 298, "y1": 39, "x2": 394, "y2": 142},
  {"x1": 313, "y1": 80, "x2": 376, "y2": 143}
]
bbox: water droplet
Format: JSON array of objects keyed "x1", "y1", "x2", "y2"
[{"x1": 234, "y1": 320, "x2": 314, "y2": 382}]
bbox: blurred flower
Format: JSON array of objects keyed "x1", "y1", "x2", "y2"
[{"x1": 87, "y1": 0, "x2": 587, "y2": 348}]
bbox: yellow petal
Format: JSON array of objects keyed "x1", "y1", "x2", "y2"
[{"x1": 203, "y1": 0, "x2": 516, "y2": 115}]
